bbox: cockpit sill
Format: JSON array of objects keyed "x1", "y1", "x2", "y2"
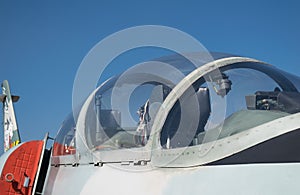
[{"x1": 51, "y1": 54, "x2": 300, "y2": 168}]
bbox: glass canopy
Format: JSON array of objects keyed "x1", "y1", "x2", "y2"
[{"x1": 53, "y1": 53, "x2": 300, "y2": 156}]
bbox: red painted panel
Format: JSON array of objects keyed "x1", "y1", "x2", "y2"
[
  {"x1": 0, "y1": 141, "x2": 43, "y2": 195},
  {"x1": 52, "y1": 142, "x2": 76, "y2": 156}
]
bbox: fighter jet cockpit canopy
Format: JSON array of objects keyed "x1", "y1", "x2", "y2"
[{"x1": 52, "y1": 53, "x2": 300, "y2": 156}]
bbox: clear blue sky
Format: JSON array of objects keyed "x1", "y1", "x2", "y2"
[{"x1": 0, "y1": 0, "x2": 299, "y2": 153}]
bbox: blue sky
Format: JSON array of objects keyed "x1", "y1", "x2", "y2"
[{"x1": 0, "y1": 0, "x2": 299, "y2": 153}]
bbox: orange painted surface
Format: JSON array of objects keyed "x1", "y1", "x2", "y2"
[
  {"x1": 52, "y1": 142, "x2": 76, "y2": 156},
  {"x1": 0, "y1": 141, "x2": 43, "y2": 195}
]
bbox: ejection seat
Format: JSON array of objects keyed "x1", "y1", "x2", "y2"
[{"x1": 161, "y1": 87, "x2": 211, "y2": 148}]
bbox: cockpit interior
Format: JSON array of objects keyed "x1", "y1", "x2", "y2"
[{"x1": 53, "y1": 53, "x2": 300, "y2": 157}]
